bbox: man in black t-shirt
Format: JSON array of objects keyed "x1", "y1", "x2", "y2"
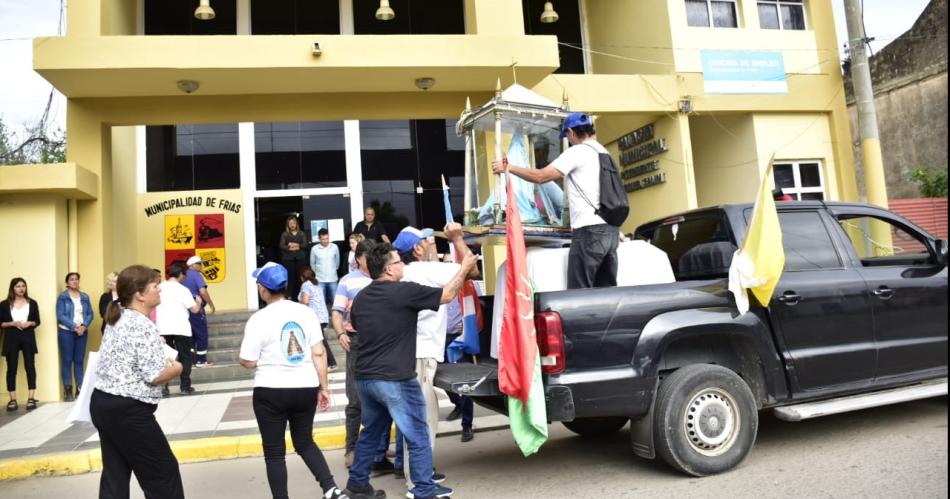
[
  {"x1": 343, "y1": 243, "x2": 475, "y2": 499},
  {"x1": 352, "y1": 207, "x2": 390, "y2": 243}
]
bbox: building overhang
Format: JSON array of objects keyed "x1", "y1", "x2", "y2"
[
  {"x1": 33, "y1": 35, "x2": 560, "y2": 98},
  {"x1": 0, "y1": 163, "x2": 99, "y2": 200}
]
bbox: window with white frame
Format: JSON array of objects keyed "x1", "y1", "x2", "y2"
[
  {"x1": 758, "y1": 0, "x2": 806, "y2": 30},
  {"x1": 686, "y1": 0, "x2": 739, "y2": 28},
  {"x1": 773, "y1": 160, "x2": 825, "y2": 200}
]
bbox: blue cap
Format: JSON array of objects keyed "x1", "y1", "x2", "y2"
[
  {"x1": 392, "y1": 226, "x2": 434, "y2": 253},
  {"x1": 560, "y1": 112, "x2": 591, "y2": 139},
  {"x1": 252, "y1": 262, "x2": 288, "y2": 291}
]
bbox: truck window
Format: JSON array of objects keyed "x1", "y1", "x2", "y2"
[
  {"x1": 836, "y1": 215, "x2": 934, "y2": 267},
  {"x1": 640, "y1": 213, "x2": 736, "y2": 280},
  {"x1": 776, "y1": 211, "x2": 842, "y2": 271}
]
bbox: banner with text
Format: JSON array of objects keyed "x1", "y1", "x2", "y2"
[{"x1": 701, "y1": 50, "x2": 787, "y2": 94}]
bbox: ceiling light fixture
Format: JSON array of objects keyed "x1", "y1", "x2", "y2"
[
  {"x1": 194, "y1": 0, "x2": 215, "y2": 21},
  {"x1": 376, "y1": 0, "x2": 395, "y2": 21},
  {"x1": 414, "y1": 77, "x2": 435, "y2": 91},
  {"x1": 177, "y1": 80, "x2": 200, "y2": 94},
  {"x1": 540, "y1": 1, "x2": 559, "y2": 23}
]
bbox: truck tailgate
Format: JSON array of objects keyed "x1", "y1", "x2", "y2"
[{"x1": 434, "y1": 362, "x2": 501, "y2": 397}]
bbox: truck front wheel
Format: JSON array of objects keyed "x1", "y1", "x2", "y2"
[
  {"x1": 653, "y1": 364, "x2": 758, "y2": 476},
  {"x1": 562, "y1": 417, "x2": 629, "y2": 437}
]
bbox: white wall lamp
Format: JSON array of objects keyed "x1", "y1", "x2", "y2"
[
  {"x1": 194, "y1": 0, "x2": 215, "y2": 21},
  {"x1": 376, "y1": 0, "x2": 395, "y2": 21},
  {"x1": 414, "y1": 77, "x2": 435, "y2": 91},
  {"x1": 540, "y1": 2, "x2": 559, "y2": 23},
  {"x1": 177, "y1": 80, "x2": 200, "y2": 94}
]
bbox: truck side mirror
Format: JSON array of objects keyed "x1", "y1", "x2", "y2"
[{"x1": 936, "y1": 239, "x2": 948, "y2": 266}]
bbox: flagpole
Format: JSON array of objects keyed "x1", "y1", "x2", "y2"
[
  {"x1": 493, "y1": 79, "x2": 504, "y2": 225},
  {"x1": 463, "y1": 97, "x2": 473, "y2": 225}
]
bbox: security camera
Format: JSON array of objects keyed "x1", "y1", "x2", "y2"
[{"x1": 312, "y1": 42, "x2": 322, "y2": 56}]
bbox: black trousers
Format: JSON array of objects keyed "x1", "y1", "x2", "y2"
[
  {"x1": 162, "y1": 335, "x2": 194, "y2": 390},
  {"x1": 567, "y1": 223, "x2": 620, "y2": 289},
  {"x1": 281, "y1": 258, "x2": 308, "y2": 301},
  {"x1": 5, "y1": 351, "x2": 37, "y2": 392},
  {"x1": 253, "y1": 386, "x2": 337, "y2": 498},
  {"x1": 90, "y1": 389, "x2": 184, "y2": 499}
]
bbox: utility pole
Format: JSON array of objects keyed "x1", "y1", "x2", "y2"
[{"x1": 843, "y1": 0, "x2": 889, "y2": 208}]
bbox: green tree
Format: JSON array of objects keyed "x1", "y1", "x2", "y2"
[
  {"x1": 0, "y1": 117, "x2": 66, "y2": 165},
  {"x1": 908, "y1": 166, "x2": 948, "y2": 198}
]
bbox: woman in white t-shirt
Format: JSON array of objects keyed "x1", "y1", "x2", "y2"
[{"x1": 240, "y1": 262, "x2": 345, "y2": 499}]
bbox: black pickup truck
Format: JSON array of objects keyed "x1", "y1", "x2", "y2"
[{"x1": 435, "y1": 201, "x2": 948, "y2": 476}]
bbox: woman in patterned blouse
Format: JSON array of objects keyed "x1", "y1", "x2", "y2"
[{"x1": 91, "y1": 265, "x2": 185, "y2": 499}]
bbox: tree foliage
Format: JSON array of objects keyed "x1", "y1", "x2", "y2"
[
  {"x1": 0, "y1": 117, "x2": 66, "y2": 165},
  {"x1": 908, "y1": 166, "x2": 949, "y2": 198}
]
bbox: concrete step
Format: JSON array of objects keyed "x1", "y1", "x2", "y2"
[
  {"x1": 169, "y1": 363, "x2": 252, "y2": 385},
  {"x1": 207, "y1": 348, "x2": 241, "y2": 365},
  {"x1": 207, "y1": 310, "x2": 254, "y2": 325},
  {"x1": 207, "y1": 333, "x2": 243, "y2": 350},
  {"x1": 206, "y1": 323, "x2": 246, "y2": 337}
]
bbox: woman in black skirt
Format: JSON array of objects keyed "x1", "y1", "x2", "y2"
[{"x1": 0, "y1": 278, "x2": 41, "y2": 411}]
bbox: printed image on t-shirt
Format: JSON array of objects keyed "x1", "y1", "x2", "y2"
[{"x1": 281, "y1": 321, "x2": 307, "y2": 364}]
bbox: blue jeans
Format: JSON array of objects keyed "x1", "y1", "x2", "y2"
[
  {"x1": 348, "y1": 378, "x2": 434, "y2": 498},
  {"x1": 318, "y1": 281, "x2": 337, "y2": 310},
  {"x1": 58, "y1": 329, "x2": 88, "y2": 388}
]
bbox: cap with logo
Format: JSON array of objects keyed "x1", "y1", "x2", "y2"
[
  {"x1": 560, "y1": 112, "x2": 591, "y2": 139},
  {"x1": 252, "y1": 262, "x2": 288, "y2": 291},
  {"x1": 392, "y1": 226, "x2": 434, "y2": 253}
]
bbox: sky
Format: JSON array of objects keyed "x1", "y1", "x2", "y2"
[{"x1": 0, "y1": 0, "x2": 934, "y2": 137}]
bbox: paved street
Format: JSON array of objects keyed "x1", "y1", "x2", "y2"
[{"x1": 2, "y1": 397, "x2": 946, "y2": 498}]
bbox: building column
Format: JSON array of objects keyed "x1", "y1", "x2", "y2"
[{"x1": 66, "y1": 100, "x2": 113, "y2": 361}]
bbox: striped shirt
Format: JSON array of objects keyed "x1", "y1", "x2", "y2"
[{"x1": 332, "y1": 269, "x2": 372, "y2": 333}]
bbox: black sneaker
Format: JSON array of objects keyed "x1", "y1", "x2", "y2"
[
  {"x1": 180, "y1": 386, "x2": 196, "y2": 395},
  {"x1": 431, "y1": 471, "x2": 446, "y2": 484},
  {"x1": 371, "y1": 458, "x2": 396, "y2": 476},
  {"x1": 162, "y1": 385, "x2": 170, "y2": 397},
  {"x1": 445, "y1": 407, "x2": 461, "y2": 421},
  {"x1": 343, "y1": 483, "x2": 387, "y2": 499},
  {"x1": 460, "y1": 427, "x2": 474, "y2": 443}
]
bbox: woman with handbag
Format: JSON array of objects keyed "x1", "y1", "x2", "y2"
[{"x1": 91, "y1": 265, "x2": 184, "y2": 499}]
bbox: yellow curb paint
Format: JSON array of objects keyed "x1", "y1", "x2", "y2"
[{"x1": 0, "y1": 426, "x2": 347, "y2": 481}]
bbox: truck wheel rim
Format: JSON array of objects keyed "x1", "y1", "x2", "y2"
[{"x1": 683, "y1": 388, "x2": 740, "y2": 456}]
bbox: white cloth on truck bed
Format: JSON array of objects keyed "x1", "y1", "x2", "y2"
[{"x1": 490, "y1": 240, "x2": 674, "y2": 359}]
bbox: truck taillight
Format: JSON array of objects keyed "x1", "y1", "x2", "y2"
[{"x1": 536, "y1": 311, "x2": 565, "y2": 374}]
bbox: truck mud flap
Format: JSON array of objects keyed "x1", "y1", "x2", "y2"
[{"x1": 434, "y1": 363, "x2": 501, "y2": 397}]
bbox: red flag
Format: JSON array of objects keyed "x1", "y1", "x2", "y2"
[{"x1": 497, "y1": 172, "x2": 537, "y2": 405}]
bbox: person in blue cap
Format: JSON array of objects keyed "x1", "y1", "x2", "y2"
[
  {"x1": 492, "y1": 112, "x2": 620, "y2": 288},
  {"x1": 239, "y1": 262, "x2": 348, "y2": 499}
]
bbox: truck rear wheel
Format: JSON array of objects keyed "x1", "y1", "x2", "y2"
[
  {"x1": 653, "y1": 364, "x2": 758, "y2": 476},
  {"x1": 562, "y1": 417, "x2": 629, "y2": 437}
]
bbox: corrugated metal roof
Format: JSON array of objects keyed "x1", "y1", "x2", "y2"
[{"x1": 890, "y1": 198, "x2": 948, "y2": 240}]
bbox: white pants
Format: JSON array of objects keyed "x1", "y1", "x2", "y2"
[{"x1": 405, "y1": 357, "x2": 439, "y2": 486}]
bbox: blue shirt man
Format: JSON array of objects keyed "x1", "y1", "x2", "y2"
[
  {"x1": 310, "y1": 229, "x2": 340, "y2": 309},
  {"x1": 183, "y1": 255, "x2": 215, "y2": 365}
]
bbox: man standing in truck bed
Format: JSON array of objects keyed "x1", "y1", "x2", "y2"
[{"x1": 493, "y1": 112, "x2": 620, "y2": 289}]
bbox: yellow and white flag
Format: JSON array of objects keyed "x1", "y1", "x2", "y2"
[{"x1": 728, "y1": 158, "x2": 785, "y2": 314}]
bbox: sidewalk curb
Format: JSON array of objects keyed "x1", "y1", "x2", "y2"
[{"x1": 0, "y1": 425, "x2": 347, "y2": 482}]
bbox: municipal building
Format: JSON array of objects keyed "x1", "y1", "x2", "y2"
[{"x1": 0, "y1": 0, "x2": 859, "y2": 402}]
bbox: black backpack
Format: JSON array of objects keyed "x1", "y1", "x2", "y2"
[{"x1": 567, "y1": 144, "x2": 630, "y2": 227}]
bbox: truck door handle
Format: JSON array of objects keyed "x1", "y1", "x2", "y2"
[
  {"x1": 872, "y1": 286, "x2": 895, "y2": 300},
  {"x1": 777, "y1": 291, "x2": 801, "y2": 305}
]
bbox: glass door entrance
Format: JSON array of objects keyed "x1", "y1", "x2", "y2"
[{"x1": 254, "y1": 194, "x2": 352, "y2": 283}]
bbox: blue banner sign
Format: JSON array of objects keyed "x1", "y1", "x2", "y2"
[{"x1": 701, "y1": 50, "x2": 787, "y2": 94}]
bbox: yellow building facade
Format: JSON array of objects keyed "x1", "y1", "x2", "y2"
[{"x1": 1, "y1": 0, "x2": 857, "y2": 402}]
